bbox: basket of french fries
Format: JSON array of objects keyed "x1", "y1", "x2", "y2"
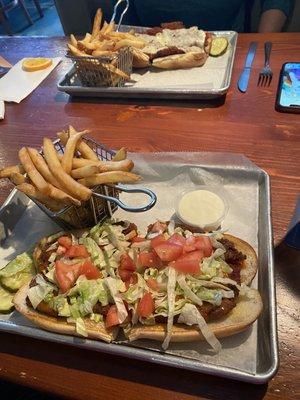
[
  {"x1": 66, "y1": 7, "x2": 143, "y2": 87},
  {"x1": 0, "y1": 126, "x2": 156, "y2": 229}
]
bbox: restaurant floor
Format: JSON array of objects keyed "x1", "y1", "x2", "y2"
[{"x1": 0, "y1": 0, "x2": 63, "y2": 36}]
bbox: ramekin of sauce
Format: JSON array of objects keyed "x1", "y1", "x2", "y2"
[{"x1": 176, "y1": 187, "x2": 228, "y2": 231}]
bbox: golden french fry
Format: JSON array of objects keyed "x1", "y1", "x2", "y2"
[
  {"x1": 58, "y1": 127, "x2": 98, "y2": 161},
  {"x1": 61, "y1": 131, "x2": 87, "y2": 174},
  {"x1": 78, "y1": 41, "x2": 99, "y2": 52},
  {"x1": 71, "y1": 165, "x2": 100, "y2": 179},
  {"x1": 98, "y1": 159, "x2": 133, "y2": 172},
  {"x1": 78, "y1": 171, "x2": 142, "y2": 187},
  {"x1": 48, "y1": 184, "x2": 81, "y2": 207},
  {"x1": 128, "y1": 29, "x2": 135, "y2": 35},
  {"x1": 104, "y1": 21, "x2": 115, "y2": 34},
  {"x1": 100, "y1": 21, "x2": 108, "y2": 34},
  {"x1": 70, "y1": 34, "x2": 77, "y2": 47},
  {"x1": 10, "y1": 172, "x2": 27, "y2": 185},
  {"x1": 91, "y1": 8, "x2": 102, "y2": 41},
  {"x1": 114, "y1": 39, "x2": 145, "y2": 50},
  {"x1": 95, "y1": 40, "x2": 116, "y2": 51},
  {"x1": 16, "y1": 183, "x2": 65, "y2": 212},
  {"x1": 71, "y1": 158, "x2": 102, "y2": 169},
  {"x1": 18, "y1": 147, "x2": 50, "y2": 195},
  {"x1": 112, "y1": 147, "x2": 127, "y2": 161},
  {"x1": 27, "y1": 147, "x2": 62, "y2": 189},
  {"x1": 68, "y1": 44, "x2": 89, "y2": 57},
  {"x1": 0, "y1": 164, "x2": 25, "y2": 178},
  {"x1": 101, "y1": 63, "x2": 131, "y2": 80},
  {"x1": 92, "y1": 50, "x2": 116, "y2": 57},
  {"x1": 43, "y1": 138, "x2": 92, "y2": 201}
]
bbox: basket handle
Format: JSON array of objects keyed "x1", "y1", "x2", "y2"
[
  {"x1": 92, "y1": 184, "x2": 157, "y2": 212},
  {"x1": 110, "y1": 0, "x2": 129, "y2": 32}
]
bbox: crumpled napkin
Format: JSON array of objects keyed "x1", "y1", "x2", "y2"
[{"x1": 0, "y1": 57, "x2": 61, "y2": 119}]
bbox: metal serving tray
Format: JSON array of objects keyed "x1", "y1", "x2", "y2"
[
  {"x1": 0, "y1": 153, "x2": 278, "y2": 383},
  {"x1": 57, "y1": 30, "x2": 237, "y2": 100}
]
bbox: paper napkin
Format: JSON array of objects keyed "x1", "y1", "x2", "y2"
[{"x1": 0, "y1": 57, "x2": 61, "y2": 119}]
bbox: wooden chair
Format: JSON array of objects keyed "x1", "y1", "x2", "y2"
[{"x1": 0, "y1": 0, "x2": 43, "y2": 35}]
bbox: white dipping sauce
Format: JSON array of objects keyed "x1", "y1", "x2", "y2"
[{"x1": 178, "y1": 190, "x2": 225, "y2": 227}]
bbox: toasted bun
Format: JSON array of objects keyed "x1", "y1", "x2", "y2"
[
  {"x1": 152, "y1": 51, "x2": 208, "y2": 69},
  {"x1": 223, "y1": 234, "x2": 258, "y2": 285},
  {"x1": 128, "y1": 288, "x2": 262, "y2": 342},
  {"x1": 13, "y1": 283, "x2": 118, "y2": 343}
]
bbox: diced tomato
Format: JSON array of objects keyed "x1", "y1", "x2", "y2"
[
  {"x1": 80, "y1": 260, "x2": 101, "y2": 280},
  {"x1": 149, "y1": 221, "x2": 167, "y2": 234},
  {"x1": 154, "y1": 243, "x2": 183, "y2": 262},
  {"x1": 194, "y1": 236, "x2": 213, "y2": 257},
  {"x1": 57, "y1": 245, "x2": 67, "y2": 255},
  {"x1": 120, "y1": 253, "x2": 136, "y2": 271},
  {"x1": 147, "y1": 278, "x2": 159, "y2": 291},
  {"x1": 118, "y1": 267, "x2": 132, "y2": 282},
  {"x1": 183, "y1": 244, "x2": 196, "y2": 253},
  {"x1": 55, "y1": 261, "x2": 82, "y2": 293},
  {"x1": 58, "y1": 236, "x2": 72, "y2": 249},
  {"x1": 138, "y1": 251, "x2": 161, "y2": 269},
  {"x1": 65, "y1": 244, "x2": 89, "y2": 259},
  {"x1": 186, "y1": 236, "x2": 196, "y2": 246},
  {"x1": 131, "y1": 236, "x2": 146, "y2": 243},
  {"x1": 150, "y1": 234, "x2": 166, "y2": 249},
  {"x1": 168, "y1": 233, "x2": 185, "y2": 247},
  {"x1": 137, "y1": 292, "x2": 155, "y2": 318},
  {"x1": 105, "y1": 305, "x2": 119, "y2": 328},
  {"x1": 172, "y1": 250, "x2": 204, "y2": 275}
]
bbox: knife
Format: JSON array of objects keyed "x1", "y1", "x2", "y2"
[{"x1": 237, "y1": 42, "x2": 258, "y2": 93}]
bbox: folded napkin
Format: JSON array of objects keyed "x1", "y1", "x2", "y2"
[{"x1": 0, "y1": 57, "x2": 61, "y2": 119}]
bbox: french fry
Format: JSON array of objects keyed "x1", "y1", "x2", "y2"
[
  {"x1": 92, "y1": 50, "x2": 116, "y2": 57},
  {"x1": 71, "y1": 165, "x2": 100, "y2": 179},
  {"x1": 61, "y1": 131, "x2": 87, "y2": 174},
  {"x1": 91, "y1": 8, "x2": 102, "y2": 41},
  {"x1": 0, "y1": 164, "x2": 25, "y2": 178},
  {"x1": 10, "y1": 172, "x2": 27, "y2": 185},
  {"x1": 58, "y1": 127, "x2": 98, "y2": 161},
  {"x1": 101, "y1": 63, "x2": 131, "y2": 80},
  {"x1": 78, "y1": 171, "x2": 142, "y2": 187},
  {"x1": 114, "y1": 38, "x2": 145, "y2": 50},
  {"x1": 71, "y1": 158, "x2": 102, "y2": 169},
  {"x1": 98, "y1": 159, "x2": 134, "y2": 172},
  {"x1": 112, "y1": 147, "x2": 127, "y2": 161},
  {"x1": 104, "y1": 21, "x2": 115, "y2": 34},
  {"x1": 18, "y1": 147, "x2": 50, "y2": 195},
  {"x1": 70, "y1": 34, "x2": 77, "y2": 47},
  {"x1": 43, "y1": 138, "x2": 92, "y2": 201},
  {"x1": 16, "y1": 183, "x2": 65, "y2": 212},
  {"x1": 68, "y1": 44, "x2": 89, "y2": 57},
  {"x1": 27, "y1": 147, "x2": 62, "y2": 189},
  {"x1": 100, "y1": 21, "x2": 108, "y2": 34},
  {"x1": 48, "y1": 184, "x2": 81, "y2": 207}
]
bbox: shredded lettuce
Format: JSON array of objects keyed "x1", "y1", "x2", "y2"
[
  {"x1": 177, "y1": 274, "x2": 203, "y2": 306},
  {"x1": 162, "y1": 267, "x2": 177, "y2": 350},
  {"x1": 90, "y1": 313, "x2": 103, "y2": 323},
  {"x1": 178, "y1": 303, "x2": 221, "y2": 353},
  {"x1": 75, "y1": 317, "x2": 87, "y2": 337},
  {"x1": 27, "y1": 275, "x2": 54, "y2": 309},
  {"x1": 105, "y1": 277, "x2": 128, "y2": 324},
  {"x1": 82, "y1": 237, "x2": 104, "y2": 268}
]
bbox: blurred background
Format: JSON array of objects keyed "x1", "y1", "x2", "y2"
[{"x1": 0, "y1": 0, "x2": 299, "y2": 36}]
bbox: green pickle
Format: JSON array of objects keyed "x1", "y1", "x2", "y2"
[
  {"x1": 0, "y1": 285, "x2": 14, "y2": 313},
  {"x1": 0, "y1": 252, "x2": 35, "y2": 293}
]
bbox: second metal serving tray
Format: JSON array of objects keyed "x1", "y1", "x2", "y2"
[{"x1": 58, "y1": 30, "x2": 238, "y2": 100}]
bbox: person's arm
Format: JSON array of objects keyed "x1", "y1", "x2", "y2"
[{"x1": 258, "y1": 0, "x2": 292, "y2": 33}]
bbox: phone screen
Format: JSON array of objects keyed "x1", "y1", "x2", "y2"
[{"x1": 279, "y1": 63, "x2": 300, "y2": 107}]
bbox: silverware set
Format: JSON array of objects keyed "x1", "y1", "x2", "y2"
[{"x1": 238, "y1": 41, "x2": 273, "y2": 92}]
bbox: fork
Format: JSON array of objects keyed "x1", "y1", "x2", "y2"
[{"x1": 258, "y1": 42, "x2": 273, "y2": 86}]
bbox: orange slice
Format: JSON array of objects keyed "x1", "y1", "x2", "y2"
[{"x1": 22, "y1": 58, "x2": 53, "y2": 72}]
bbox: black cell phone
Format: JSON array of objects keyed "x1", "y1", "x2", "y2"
[{"x1": 275, "y1": 62, "x2": 300, "y2": 113}]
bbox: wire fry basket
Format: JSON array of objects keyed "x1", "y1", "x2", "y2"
[
  {"x1": 30, "y1": 137, "x2": 156, "y2": 230},
  {"x1": 67, "y1": 47, "x2": 133, "y2": 88}
]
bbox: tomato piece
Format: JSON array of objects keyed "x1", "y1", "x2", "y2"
[
  {"x1": 65, "y1": 244, "x2": 89, "y2": 259},
  {"x1": 194, "y1": 236, "x2": 213, "y2": 257},
  {"x1": 80, "y1": 260, "x2": 101, "y2": 280},
  {"x1": 129, "y1": 273, "x2": 138, "y2": 285},
  {"x1": 147, "y1": 278, "x2": 159, "y2": 291},
  {"x1": 58, "y1": 236, "x2": 72, "y2": 249},
  {"x1": 57, "y1": 245, "x2": 67, "y2": 255},
  {"x1": 118, "y1": 267, "x2": 132, "y2": 282},
  {"x1": 168, "y1": 233, "x2": 185, "y2": 247},
  {"x1": 183, "y1": 244, "x2": 196, "y2": 253},
  {"x1": 150, "y1": 234, "x2": 166, "y2": 249},
  {"x1": 55, "y1": 261, "x2": 82, "y2": 293},
  {"x1": 173, "y1": 250, "x2": 204, "y2": 275},
  {"x1": 186, "y1": 236, "x2": 196, "y2": 246},
  {"x1": 154, "y1": 243, "x2": 183, "y2": 262},
  {"x1": 138, "y1": 251, "x2": 161, "y2": 268},
  {"x1": 105, "y1": 305, "x2": 120, "y2": 328},
  {"x1": 137, "y1": 292, "x2": 155, "y2": 318},
  {"x1": 131, "y1": 236, "x2": 146, "y2": 243},
  {"x1": 120, "y1": 253, "x2": 136, "y2": 271}
]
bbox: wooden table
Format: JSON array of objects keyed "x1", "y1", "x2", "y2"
[{"x1": 0, "y1": 33, "x2": 299, "y2": 400}]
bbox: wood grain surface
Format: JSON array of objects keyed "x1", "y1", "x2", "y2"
[{"x1": 0, "y1": 33, "x2": 299, "y2": 400}]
